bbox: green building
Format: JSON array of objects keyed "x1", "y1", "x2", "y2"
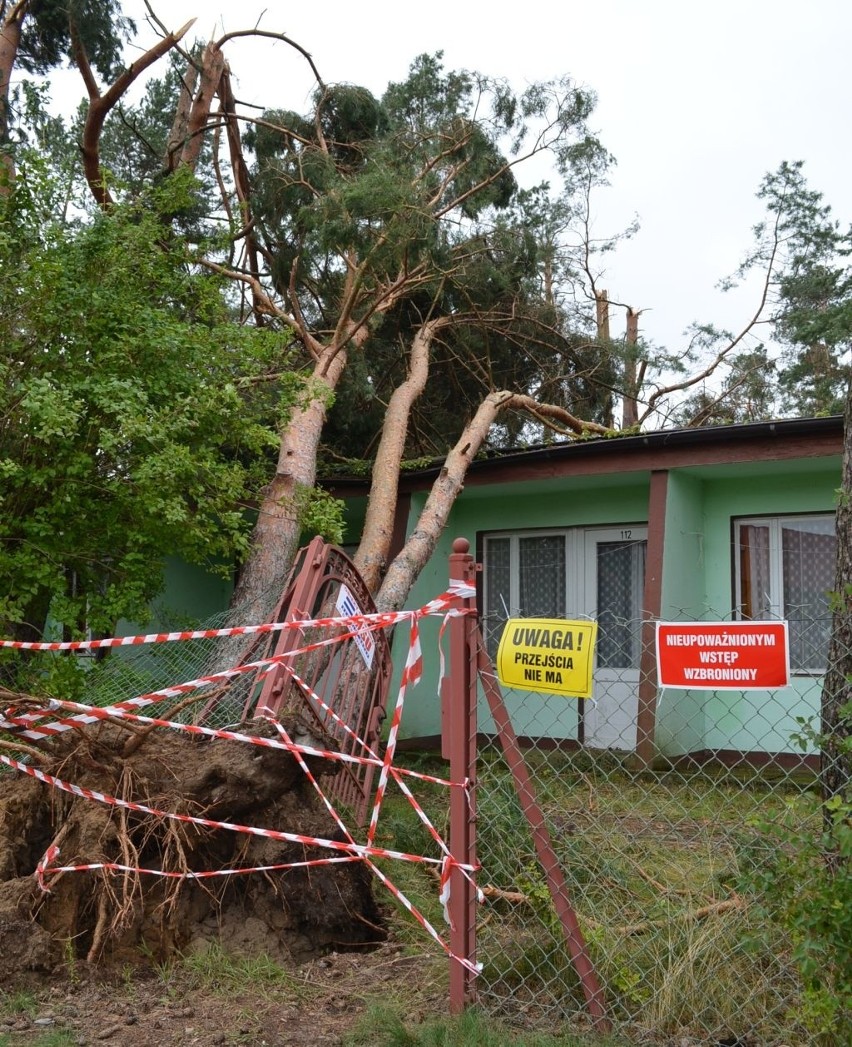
[{"x1": 332, "y1": 415, "x2": 843, "y2": 766}]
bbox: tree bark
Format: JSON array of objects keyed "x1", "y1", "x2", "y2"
[
  {"x1": 179, "y1": 41, "x2": 225, "y2": 172},
  {"x1": 229, "y1": 346, "x2": 350, "y2": 626},
  {"x1": 164, "y1": 61, "x2": 198, "y2": 171},
  {"x1": 595, "y1": 288, "x2": 610, "y2": 342},
  {"x1": 0, "y1": 0, "x2": 28, "y2": 189},
  {"x1": 225, "y1": 244, "x2": 414, "y2": 627},
  {"x1": 218, "y1": 65, "x2": 266, "y2": 322},
  {"x1": 622, "y1": 306, "x2": 640, "y2": 428},
  {"x1": 375, "y1": 392, "x2": 506, "y2": 613},
  {"x1": 353, "y1": 318, "x2": 445, "y2": 593},
  {"x1": 820, "y1": 381, "x2": 852, "y2": 826}
]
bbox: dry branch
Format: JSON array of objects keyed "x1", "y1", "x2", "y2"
[{"x1": 75, "y1": 18, "x2": 195, "y2": 208}]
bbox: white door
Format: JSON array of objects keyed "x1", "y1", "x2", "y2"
[{"x1": 582, "y1": 527, "x2": 647, "y2": 750}]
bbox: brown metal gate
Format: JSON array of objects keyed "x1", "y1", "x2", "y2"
[{"x1": 245, "y1": 537, "x2": 392, "y2": 825}]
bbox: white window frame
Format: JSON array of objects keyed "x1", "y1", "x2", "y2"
[
  {"x1": 734, "y1": 513, "x2": 835, "y2": 674},
  {"x1": 481, "y1": 525, "x2": 647, "y2": 656}
]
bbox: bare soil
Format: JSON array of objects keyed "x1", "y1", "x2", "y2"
[{"x1": 0, "y1": 940, "x2": 445, "y2": 1046}]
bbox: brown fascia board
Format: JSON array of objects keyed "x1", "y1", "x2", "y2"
[{"x1": 323, "y1": 415, "x2": 844, "y2": 496}]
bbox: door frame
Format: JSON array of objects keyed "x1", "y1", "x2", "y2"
[
  {"x1": 581, "y1": 525, "x2": 648, "y2": 750},
  {"x1": 479, "y1": 523, "x2": 648, "y2": 750}
]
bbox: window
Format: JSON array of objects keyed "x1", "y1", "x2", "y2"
[
  {"x1": 594, "y1": 538, "x2": 647, "y2": 669},
  {"x1": 482, "y1": 528, "x2": 647, "y2": 663},
  {"x1": 483, "y1": 533, "x2": 566, "y2": 655},
  {"x1": 735, "y1": 514, "x2": 836, "y2": 672}
]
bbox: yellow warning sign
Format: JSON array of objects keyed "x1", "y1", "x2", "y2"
[{"x1": 496, "y1": 618, "x2": 598, "y2": 698}]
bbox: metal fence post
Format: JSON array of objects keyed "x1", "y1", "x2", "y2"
[{"x1": 447, "y1": 537, "x2": 478, "y2": 1012}]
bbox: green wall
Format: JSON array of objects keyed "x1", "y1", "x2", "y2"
[
  {"x1": 146, "y1": 453, "x2": 841, "y2": 759},
  {"x1": 394, "y1": 460, "x2": 840, "y2": 755},
  {"x1": 662, "y1": 465, "x2": 839, "y2": 756},
  {"x1": 655, "y1": 471, "x2": 706, "y2": 755},
  {"x1": 146, "y1": 557, "x2": 234, "y2": 630},
  {"x1": 393, "y1": 477, "x2": 651, "y2": 741}
]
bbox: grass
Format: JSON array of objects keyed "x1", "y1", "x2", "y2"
[
  {"x1": 171, "y1": 940, "x2": 314, "y2": 999},
  {"x1": 344, "y1": 1005, "x2": 629, "y2": 1046},
  {"x1": 0, "y1": 991, "x2": 38, "y2": 1017},
  {"x1": 0, "y1": 1035, "x2": 77, "y2": 1047},
  {"x1": 382, "y1": 746, "x2": 818, "y2": 1044},
  {"x1": 0, "y1": 744, "x2": 821, "y2": 1045},
  {"x1": 0, "y1": 992, "x2": 77, "y2": 1047}
]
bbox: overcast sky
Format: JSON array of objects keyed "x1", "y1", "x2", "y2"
[{"x1": 67, "y1": 1, "x2": 851, "y2": 362}]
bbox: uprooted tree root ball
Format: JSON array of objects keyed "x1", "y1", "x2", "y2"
[{"x1": 0, "y1": 717, "x2": 385, "y2": 983}]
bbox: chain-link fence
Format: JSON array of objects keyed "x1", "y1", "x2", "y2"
[
  {"x1": 473, "y1": 608, "x2": 843, "y2": 1044},
  {"x1": 3, "y1": 586, "x2": 846, "y2": 1043},
  {"x1": 81, "y1": 602, "x2": 266, "y2": 726}
]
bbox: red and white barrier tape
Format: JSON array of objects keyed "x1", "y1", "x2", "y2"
[
  {"x1": 1, "y1": 751, "x2": 476, "y2": 871},
  {"x1": 7, "y1": 577, "x2": 480, "y2": 972},
  {"x1": 1, "y1": 623, "x2": 404, "y2": 739},
  {"x1": 0, "y1": 580, "x2": 476, "y2": 653},
  {"x1": 281, "y1": 668, "x2": 480, "y2": 899},
  {"x1": 269, "y1": 668, "x2": 458, "y2": 788},
  {"x1": 35, "y1": 846, "x2": 361, "y2": 893},
  {"x1": 30, "y1": 712, "x2": 479, "y2": 972},
  {"x1": 281, "y1": 640, "x2": 483, "y2": 923},
  {"x1": 2, "y1": 694, "x2": 456, "y2": 786},
  {"x1": 366, "y1": 616, "x2": 420, "y2": 847},
  {"x1": 268, "y1": 718, "x2": 479, "y2": 974},
  {"x1": 1, "y1": 584, "x2": 475, "y2": 743}
]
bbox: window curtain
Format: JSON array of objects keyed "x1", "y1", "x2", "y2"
[
  {"x1": 518, "y1": 536, "x2": 566, "y2": 618},
  {"x1": 782, "y1": 520, "x2": 835, "y2": 670},
  {"x1": 596, "y1": 540, "x2": 647, "y2": 668},
  {"x1": 738, "y1": 524, "x2": 771, "y2": 619},
  {"x1": 483, "y1": 537, "x2": 511, "y2": 656}
]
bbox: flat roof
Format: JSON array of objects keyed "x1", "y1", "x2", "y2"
[{"x1": 326, "y1": 415, "x2": 844, "y2": 493}]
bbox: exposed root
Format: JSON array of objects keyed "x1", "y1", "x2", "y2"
[
  {"x1": 87, "y1": 880, "x2": 111, "y2": 963},
  {"x1": 0, "y1": 717, "x2": 385, "y2": 979},
  {"x1": 0, "y1": 737, "x2": 51, "y2": 764},
  {"x1": 122, "y1": 687, "x2": 230, "y2": 757}
]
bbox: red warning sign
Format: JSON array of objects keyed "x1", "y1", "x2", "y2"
[{"x1": 656, "y1": 621, "x2": 790, "y2": 690}]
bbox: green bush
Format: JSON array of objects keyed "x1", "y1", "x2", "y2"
[{"x1": 741, "y1": 704, "x2": 852, "y2": 1043}]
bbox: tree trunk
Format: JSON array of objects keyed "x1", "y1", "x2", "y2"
[
  {"x1": 219, "y1": 66, "x2": 266, "y2": 323},
  {"x1": 353, "y1": 319, "x2": 444, "y2": 593},
  {"x1": 594, "y1": 288, "x2": 610, "y2": 342},
  {"x1": 179, "y1": 41, "x2": 225, "y2": 172},
  {"x1": 164, "y1": 61, "x2": 198, "y2": 170},
  {"x1": 375, "y1": 392, "x2": 509, "y2": 613},
  {"x1": 0, "y1": 0, "x2": 27, "y2": 189},
  {"x1": 622, "y1": 306, "x2": 640, "y2": 428},
  {"x1": 820, "y1": 381, "x2": 852, "y2": 825},
  {"x1": 374, "y1": 392, "x2": 608, "y2": 613},
  {"x1": 229, "y1": 347, "x2": 349, "y2": 625}
]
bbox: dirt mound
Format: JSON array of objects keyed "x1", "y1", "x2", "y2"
[{"x1": 0, "y1": 716, "x2": 385, "y2": 983}]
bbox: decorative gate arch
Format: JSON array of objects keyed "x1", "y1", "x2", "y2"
[{"x1": 245, "y1": 537, "x2": 392, "y2": 824}]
